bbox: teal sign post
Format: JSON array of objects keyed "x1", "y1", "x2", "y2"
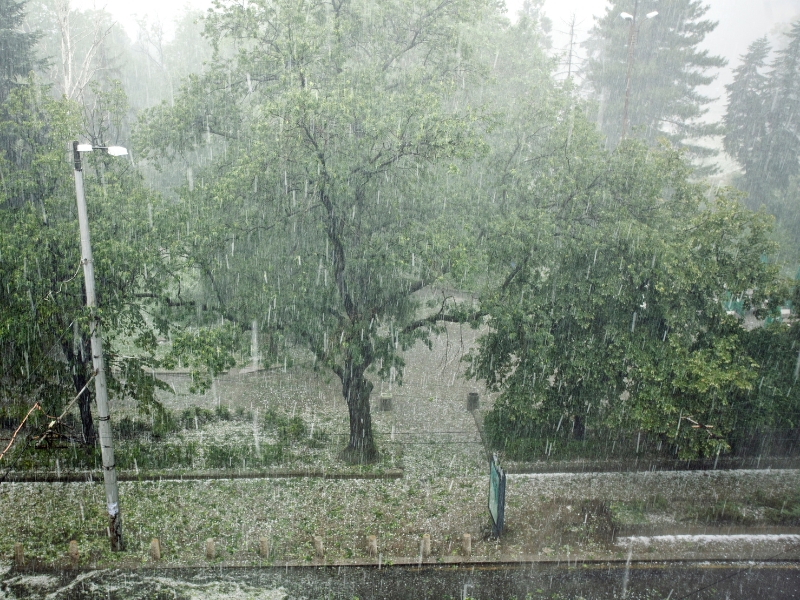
[{"x1": 488, "y1": 454, "x2": 506, "y2": 537}]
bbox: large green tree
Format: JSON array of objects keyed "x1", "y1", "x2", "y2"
[
  {"x1": 471, "y1": 100, "x2": 787, "y2": 458},
  {"x1": 0, "y1": 0, "x2": 44, "y2": 102},
  {"x1": 136, "y1": 0, "x2": 492, "y2": 462},
  {"x1": 724, "y1": 24, "x2": 800, "y2": 262},
  {"x1": 0, "y1": 81, "x2": 172, "y2": 446},
  {"x1": 723, "y1": 37, "x2": 772, "y2": 203},
  {"x1": 583, "y1": 0, "x2": 725, "y2": 156}
]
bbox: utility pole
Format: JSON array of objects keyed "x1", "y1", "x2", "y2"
[
  {"x1": 72, "y1": 141, "x2": 124, "y2": 551},
  {"x1": 620, "y1": 2, "x2": 658, "y2": 140}
]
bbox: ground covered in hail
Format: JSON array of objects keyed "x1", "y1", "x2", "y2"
[{"x1": 1, "y1": 324, "x2": 799, "y2": 569}]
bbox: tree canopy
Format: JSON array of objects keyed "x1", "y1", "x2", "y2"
[
  {"x1": 583, "y1": 0, "x2": 725, "y2": 158},
  {"x1": 472, "y1": 107, "x2": 790, "y2": 457},
  {"x1": 0, "y1": 80, "x2": 173, "y2": 445},
  {"x1": 136, "y1": 0, "x2": 496, "y2": 462},
  {"x1": 724, "y1": 25, "x2": 800, "y2": 262}
]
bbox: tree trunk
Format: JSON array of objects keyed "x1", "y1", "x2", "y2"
[
  {"x1": 73, "y1": 370, "x2": 96, "y2": 446},
  {"x1": 339, "y1": 363, "x2": 378, "y2": 464},
  {"x1": 64, "y1": 339, "x2": 96, "y2": 446},
  {"x1": 573, "y1": 414, "x2": 585, "y2": 441}
]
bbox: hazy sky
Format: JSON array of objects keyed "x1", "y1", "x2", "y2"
[
  {"x1": 74, "y1": 0, "x2": 800, "y2": 119},
  {"x1": 526, "y1": 0, "x2": 800, "y2": 119}
]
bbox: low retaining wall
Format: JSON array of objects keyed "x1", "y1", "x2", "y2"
[{"x1": 1, "y1": 467, "x2": 404, "y2": 483}]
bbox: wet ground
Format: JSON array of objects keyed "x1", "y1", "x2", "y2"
[
  {"x1": 3, "y1": 320, "x2": 800, "y2": 573},
  {"x1": 1, "y1": 561, "x2": 799, "y2": 599}
]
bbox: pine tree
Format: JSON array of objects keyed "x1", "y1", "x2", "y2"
[
  {"x1": 723, "y1": 36, "x2": 772, "y2": 206},
  {"x1": 583, "y1": 0, "x2": 725, "y2": 154},
  {"x1": 726, "y1": 23, "x2": 800, "y2": 261},
  {"x1": 761, "y1": 21, "x2": 800, "y2": 195},
  {"x1": 0, "y1": 0, "x2": 43, "y2": 102}
]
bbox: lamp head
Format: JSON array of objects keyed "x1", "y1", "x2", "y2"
[
  {"x1": 646, "y1": 11, "x2": 659, "y2": 18},
  {"x1": 620, "y1": 12, "x2": 634, "y2": 20}
]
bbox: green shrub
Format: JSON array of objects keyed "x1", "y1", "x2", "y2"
[
  {"x1": 116, "y1": 440, "x2": 197, "y2": 470},
  {"x1": 179, "y1": 406, "x2": 217, "y2": 429},
  {"x1": 754, "y1": 490, "x2": 800, "y2": 525},
  {"x1": 151, "y1": 410, "x2": 179, "y2": 439},
  {"x1": 205, "y1": 444, "x2": 240, "y2": 469},
  {"x1": 685, "y1": 500, "x2": 753, "y2": 525},
  {"x1": 282, "y1": 416, "x2": 307, "y2": 441}
]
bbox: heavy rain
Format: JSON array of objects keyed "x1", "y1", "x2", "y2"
[{"x1": 1, "y1": 0, "x2": 800, "y2": 598}]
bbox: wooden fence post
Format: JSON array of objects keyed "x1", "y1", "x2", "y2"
[
  {"x1": 259, "y1": 536, "x2": 270, "y2": 559},
  {"x1": 205, "y1": 538, "x2": 216, "y2": 560},
  {"x1": 68, "y1": 540, "x2": 79, "y2": 566},
  {"x1": 314, "y1": 536, "x2": 324, "y2": 559},
  {"x1": 149, "y1": 538, "x2": 161, "y2": 561}
]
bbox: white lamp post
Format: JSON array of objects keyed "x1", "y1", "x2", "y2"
[
  {"x1": 620, "y1": 3, "x2": 658, "y2": 139},
  {"x1": 72, "y1": 141, "x2": 127, "y2": 551}
]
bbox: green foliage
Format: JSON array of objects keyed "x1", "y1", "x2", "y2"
[
  {"x1": 0, "y1": 0, "x2": 44, "y2": 103},
  {"x1": 215, "y1": 405, "x2": 232, "y2": 421},
  {"x1": 0, "y1": 79, "x2": 179, "y2": 444},
  {"x1": 724, "y1": 37, "x2": 772, "y2": 197},
  {"x1": 116, "y1": 440, "x2": 198, "y2": 470},
  {"x1": 475, "y1": 127, "x2": 789, "y2": 459},
  {"x1": 262, "y1": 409, "x2": 310, "y2": 444},
  {"x1": 135, "y1": 0, "x2": 497, "y2": 460},
  {"x1": 162, "y1": 324, "x2": 239, "y2": 393},
  {"x1": 685, "y1": 500, "x2": 754, "y2": 525},
  {"x1": 753, "y1": 489, "x2": 800, "y2": 525},
  {"x1": 724, "y1": 25, "x2": 800, "y2": 264},
  {"x1": 203, "y1": 443, "x2": 284, "y2": 469}
]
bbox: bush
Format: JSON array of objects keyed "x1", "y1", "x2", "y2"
[
  {"x1": 151, "y1": 410, "x2": 179, "y2": 439},
  {"x1": 754, "y1": 490, "x2": 800, "y2": 525},
  {"x1": 116, "y1": 440, "x2": 197, "y2": 470},
  {"x1": 179, "y1": 406, "x2": 216, "y2": 429},
  {"x1": 215, "y1": 405, "x2": 232, "y2": 421},
  {"x1": 117, "y1": 416, "x2": 148, "y2": 439}
]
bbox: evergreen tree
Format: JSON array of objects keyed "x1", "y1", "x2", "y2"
[
  {"x1": 583, "y1": 0, "x2": 725, "y2": 155},
  {"x1": 0, "y1": 0, "x2": 43, "y2": 102},
  {"x1": 724, "y1": 24, "x2": 800, "y2": 262},
  {"x1": 761, "y1": 21, "x2": 800, "y2": 194},
  {"x1": 723, "y1": 37, "x2": 772, "y2": 206}
]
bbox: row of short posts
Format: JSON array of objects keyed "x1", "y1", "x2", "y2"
[
  {"x1": 13, "y1": 541, "x2": 81, "y2": 568},
  {"x1": 201, "y1": 536, "x2": 272, "y2": 560},
  {"x1": 13, "y1": 533, "x2": 471, "y2": 567},
  {"x1": 151, "y1": 536, "x2": 272, "y2": 561},
  {"x1": 309, "y1": 532, "x2": 472, "y2": 561}
]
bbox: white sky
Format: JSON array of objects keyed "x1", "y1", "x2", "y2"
[
  {"x1": 529, "y1": 0, "x2": 800, "y2": 120},
  {"x1": 74, "y1": 0, "x2": 800, "y2": 120}
]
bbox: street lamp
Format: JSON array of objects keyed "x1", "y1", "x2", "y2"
[
  {"x1": 72, "y1": 141, "x2": 126, "y2": 551},
  {"x1": 620, "y1": 3, "x2": 658, "y2": 139}
]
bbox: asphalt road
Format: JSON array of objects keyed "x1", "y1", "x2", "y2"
[{"x1": 2, "y1": 561, "x2": 799, "y2": 599}]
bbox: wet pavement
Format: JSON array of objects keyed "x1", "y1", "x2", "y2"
[{"x1": 2, "y1": 561, "x2": 799, "y2": 599}]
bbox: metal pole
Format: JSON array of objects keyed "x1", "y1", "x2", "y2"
[
  {"x1": 621, "y1": 1, "x2": 638, "y2": 140},
  {"x1": 72, "y1": 141, "x2": 124, "y2": 551}
]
